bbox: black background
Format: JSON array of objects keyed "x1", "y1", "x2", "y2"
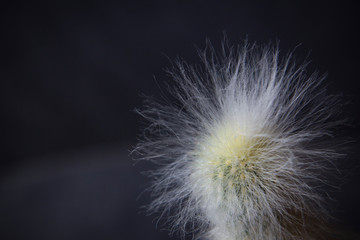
[{"x1": 1, "y1": 1, "x2": 360, "y2": 239}]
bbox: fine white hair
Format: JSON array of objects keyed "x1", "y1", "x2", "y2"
[{"x1": 135, "y1": 41, "x2": 344, "y2": 240}]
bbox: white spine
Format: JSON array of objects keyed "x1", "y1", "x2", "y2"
[{"x1": 135, "y1": 42, "x2": 343, "y2": 240}]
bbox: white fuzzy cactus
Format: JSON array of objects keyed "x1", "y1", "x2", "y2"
[{"x1": 135, "y1": 41, "x2": 343, "y2": 240}]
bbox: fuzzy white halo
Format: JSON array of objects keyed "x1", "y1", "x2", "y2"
[{"x1": 135, "y1": 41, "x2": 344, "y2": 240}]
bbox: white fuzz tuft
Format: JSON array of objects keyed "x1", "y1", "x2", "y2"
[{"x1": 135, "y1": 42, "x2": 344, "y2": 240}]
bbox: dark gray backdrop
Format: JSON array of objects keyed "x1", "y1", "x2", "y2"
[{"x1": 1, "y1": 1, "x2": 360, "y2": 239}]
